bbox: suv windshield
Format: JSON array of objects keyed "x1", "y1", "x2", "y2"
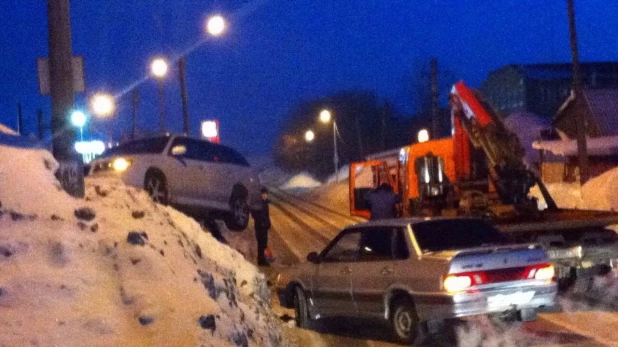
[
  {"x1": 412, "y1": 219, "x2": 510, "y2": 253},
  {"x1": 101, "y1": 137, "x2": 169, "y2": 158}
]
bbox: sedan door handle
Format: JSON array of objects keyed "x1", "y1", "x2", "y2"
[
  {"x1": 381, "y1": 267, "x2": 393, "y2": 275},
  {"x1": 340, "y1": 267, "x2": 352, "y2": 275}
]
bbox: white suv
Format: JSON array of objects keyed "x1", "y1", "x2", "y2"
[{"x1": 88, "y1": 134, "x2": 261, "y2": 230}]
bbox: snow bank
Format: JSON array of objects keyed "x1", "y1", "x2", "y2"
[
  {"x1": 0, "y1": 141, "x2": 282, "y2": 346},
  {"x1": 531, "y1": 167, "x2": 618, "y2": 212},
  {"x1": 279, "y1": 172, "x2": 321, "y2": 189},
  {"x1": 0, "y1": 123, "x2": 18, "y2": 135}
]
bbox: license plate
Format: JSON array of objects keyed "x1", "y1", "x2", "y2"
[{"x1": 487, "y1": 291, "x2": 535, "y2": 308}]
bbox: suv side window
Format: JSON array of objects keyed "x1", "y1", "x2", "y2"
[
  {"x1": 212, "y1": 144, "x2": 250, "y2": 167},
  {"x1": 321, "y1": 230, "x2": 361, "y2": 263},
  {"x1": 103, "y1": 137, "x2": 169, "y2": 157},
  {"x1": 169, "y1": 138, "x2": 215, "y2": 162}
]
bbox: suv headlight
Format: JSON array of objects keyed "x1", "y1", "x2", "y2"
[{"x1": 112, "y1": 158, "x2": 131, "y2": 172}]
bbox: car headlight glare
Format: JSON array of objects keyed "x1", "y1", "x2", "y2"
[{"x1": 112, "y1": 158, "x2": 131, "y2": 172}]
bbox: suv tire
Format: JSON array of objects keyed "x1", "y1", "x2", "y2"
[
  {"x1": 145, "y1": 171, "x2": 169, "y2": 205},
  {"x1": 390, "y1": 297, "x2": 420, "y2": 345},
  {"x1": 293, "y1": 286, "x2": 311, "y2": 329},
  {"x1": 224, "y1": 186, "x2": 249, "y2": 231}
]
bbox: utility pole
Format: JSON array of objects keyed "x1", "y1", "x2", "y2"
[
  {"x1": 132, "y1": 88, "x2": 139, "y2": 139},
  {"x1": 179, "y1": 56, "x2": 190, "y2": 135},
  {"x1": 37, "y1": 109, "x2": 44, "y2": 140},
  {"x1": 17, "y1": 102, "x2": 23, "y2": 135},
  {"x1": 567, "y1": 0, "x2": 589, "y2": 185},
  {"x1": 47, "y1": 0, "x2": 83, "y2": 197},
  {"x1": 430, "y1": 58, "x2": 439, "y2": 138},
  {"x1": 157, "y1": 79, "x2": 166, "y2": 133}
]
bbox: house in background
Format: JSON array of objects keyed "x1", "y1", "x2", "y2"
[
  {"x1": 533, "y1": 89, "x2": 618, "y2": 182},
  {"x1": 480, "y1": 62, "x2": 618, "y2": 119}
]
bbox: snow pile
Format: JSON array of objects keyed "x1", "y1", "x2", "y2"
[
  {"x1": 279, "y1": 172, "x2": 321, "y2": 190},
  {"x1": 0, "y1": 140, "x2": 282, "y2": 346},
  {"x1": 0, "y1": 124, "x2": 18, "y2": 135},
  {"x1": 531, "y1": 167, "x2": 618, "y2": 211}
]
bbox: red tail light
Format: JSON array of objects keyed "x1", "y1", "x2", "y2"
[{"x1": 443, "y1": 263, "x2": 555, "y2": 292}]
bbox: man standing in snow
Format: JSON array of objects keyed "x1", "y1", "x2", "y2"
[
  {"x1": 251, "y1": 187, "x2": 271, "y2": 266},
  {"x1": 366, "y1": 183, "x2": 402, "y2": 220}
]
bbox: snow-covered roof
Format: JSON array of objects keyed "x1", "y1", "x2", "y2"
[
  {"x1": 554, "y1": 89, "x2": 618, "y2": 137},
  {"x1": 532, "y1": 135, "x2": 618, "y2": 156}
]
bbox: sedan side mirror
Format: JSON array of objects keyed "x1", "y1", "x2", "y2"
[{"x1": 306, "y1": 252, "x2": 320, "y2": 264}]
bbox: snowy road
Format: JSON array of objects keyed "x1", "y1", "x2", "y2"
[{"x1": 264, "y1": 188, "x2": 618, "y2": 347}]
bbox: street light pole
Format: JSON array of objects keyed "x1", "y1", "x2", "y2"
[
  {"x1": 157, "y1": 79, "x2": 166, "y2": 133},
  {"x1": 179, "y1": 56, "x2": 190, "y2": 135},
  {"x1": 333, "y1": 121, "x2": 339, "y2": 183},
  {"x1": 150, "y1": 58, "x2": 168, "y2": 134},
  {"x1": 46, "y1": 0, "x2": 83, "y2": 197}
]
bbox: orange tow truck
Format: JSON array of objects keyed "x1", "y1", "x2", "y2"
[{"x1": 350, "y1": 81, "x2": 618, "y2": 290}]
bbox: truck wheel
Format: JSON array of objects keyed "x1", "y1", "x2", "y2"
[
  {"x1": 145, "y1": 172, "x2": 169, "y2": 205},
  {"x1": 293, "y1": 286, "x2": 311, "y2": 329},
  {"x1": 390, "y1": 297, "x2": 420, "y2": 345},
  {"x1": 224, "y1": 186, "x2": 249, "y2": 231}
]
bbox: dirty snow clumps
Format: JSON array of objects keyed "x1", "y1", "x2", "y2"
[{"x1": 0, "y1": 139, "x2": 283, "y2": 346}]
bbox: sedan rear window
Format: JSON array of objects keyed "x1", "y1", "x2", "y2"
[{"x1": 412, "y1": 219, "x2": 510, "y2": 253}]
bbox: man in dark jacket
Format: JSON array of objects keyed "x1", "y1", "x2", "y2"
[
  {"x1": 251, "y1": 187, "x2": 272, "y2": 266},
  {"x1": 366, "y1": 183, "x2": 402, "y2": 220}
]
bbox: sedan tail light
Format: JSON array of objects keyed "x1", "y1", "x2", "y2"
[
  {"x1": 525, "y1": 263, "x2": 555, "y2": 281},
  {"x1": 443, "y1": 263, "x2": 555, "y2": 292}
]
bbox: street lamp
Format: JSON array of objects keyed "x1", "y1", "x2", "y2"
[
  {"x1": 305, "y1": 129, "x2": 315, "y2": 142},
  {"x1": 90, "y1": 93, "x2": 115, "y2": 118},
  {"x1": 177, "y1": 16, "x2": 227, "y2": 135},
  {"x1": 319, "y1": 109, "x2": 339, "y2": 182},
  {"x1": 150, "y1": 57, "x2": 169, "y2": 133},
  {"x1": 70, "y1": 110, "x2": 87, "y2": 141},
  {"x1": 418, "y1": 128, "x2": 430, "y2": 143},
  {"x1": 206, "y1": 15, "x2": 226, "y2": 36}
]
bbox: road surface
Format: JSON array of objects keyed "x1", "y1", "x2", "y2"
[{"x1": 262, "y1": 188, "x2": 618, "y2": 347}]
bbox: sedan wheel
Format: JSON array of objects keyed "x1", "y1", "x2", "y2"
[
  {"x1": 390, "y1": 298, "x2": 419, "y2": 345},
  {"x1": 145, "y1": 174, "x2": 169, "y2": 205},
  {"x1": 293, "y1": 286, "x2": 311, "y2": 329}
]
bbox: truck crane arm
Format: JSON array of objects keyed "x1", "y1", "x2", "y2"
[{"x1": 449, "y1": 81, "x2": 558, "y2": 213}]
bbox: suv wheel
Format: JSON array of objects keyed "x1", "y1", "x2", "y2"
[
  {"x1": 390, "y1": 297, "x2": 420, "y2": 345},
  {"x1": 224, "y1": 188, "x2": 249, "y2": 231},
  {"x1": 145, "y1": 172, "x2": 169, "y2": 205},
  {"x1": 293, "y1": 286, "x2": 311, "y2": 329}
]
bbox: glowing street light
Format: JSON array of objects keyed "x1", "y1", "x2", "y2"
[
  {"x1": 418, "y1": 128, "x2": 430, "y2": 143},
  {"x1": 318, "y1": 109, "x2": 339, "y2": 181},
  {"x1": 319, "y1": 109, "x2": 332, "y2": 123},
  {"x1": 150, "y1": 58, "x2": 169, "y2": 78},
  {"x1": 150, "y1": 57, "x2": 169, "y2": 133},
  {"x1": 70, "y1": 110, "x2": 87, "y2": 142},
  {"x1": 305, "y1": 129, "x2": 315, "y2": 143},
  {"x1": 91, "y1": 93, "x2": 115, "y2": 118},
  {"x1": 70, "y1": 110, "x2": 86, "y2": 128},
  {"x1": 206, "y1": 15, "x2": 226, "y2": 36}
]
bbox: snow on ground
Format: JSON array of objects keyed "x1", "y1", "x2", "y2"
[
  {"x1": 0, "y1": 135, "x2": 283, "y2": 346},
  {"x1": 531, "y1": 167, "x2": 618, "y2": 212},
  {"x1": 279, "y1": 172, "x2": 321, "y2": 190}
]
